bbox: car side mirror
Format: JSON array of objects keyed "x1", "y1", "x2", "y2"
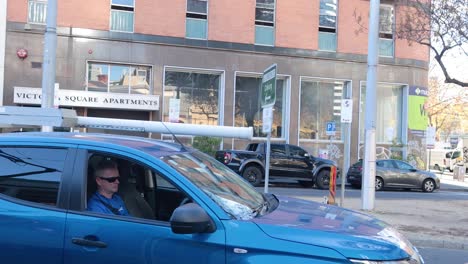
[
  {"x1": 170, "y1": 203, "x2": 216, "y2": 234},
  {"x1": 410, "y1": 168, "x2": 418, "y2": 172}
]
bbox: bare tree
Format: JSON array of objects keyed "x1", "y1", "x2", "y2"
[
  {"x1": 426, "y1": 76, "x2": 465, "y2": 140},
  {"x1": 355, "y1": 0, "x2": 467, "y2": 87},
  {"x1": 397, "y1": 0, "x2": 467, "y2": 87}
]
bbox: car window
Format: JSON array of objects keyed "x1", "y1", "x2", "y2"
[
  {"x1": 86, "y1": 151, "x2": 190, "y2": 222},
  {"x1": 377, "y1": 160, "x2": 395, "y2": 169},
  {"x1": 0, "y1": 147, "x2": 67, "y2": 207},
  {"x1": 395, "y1": 161, "x2": 413, "y2": 170},
  {"x1": 289, "y1": 145, "x2": 307, "y2": 157},
  {"x1": 271, "y1": 144, "x2": 286, "y2": 155}
]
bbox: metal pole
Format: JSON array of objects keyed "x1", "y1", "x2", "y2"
[
  {"x1": 362, "y1": 0, "x2": 380, "y2": 211},
  {"x1": 340, "y1": 84, "x2": 352, "y2": 207},
  {"x1": 41, "y1": 0, "x2": 58, "y2": 132},
  {"x1": 264, "y1": 131, "x2": 271, "y2": 193},
  {"x1": 0, "y1": 0, "x2": 6, "y2": 107}
]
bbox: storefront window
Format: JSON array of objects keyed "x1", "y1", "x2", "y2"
[
  {"x1": 163, "y1": 70, "x2": 221, "y2": 125},
  {"x1": 87, "y1": 62, "x2": 151, "y2": 94},
  {"x1": 299, "y1": 79, "x2": 345, "y2": 140},
  {"x1": 360, "y1": 83, "x2": 403, "y2": 143},
  {"x1": 234, "y1": 75, "x2": 285, "y2": 138}
]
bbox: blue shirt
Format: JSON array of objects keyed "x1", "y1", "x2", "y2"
[{"x1": 88, "y1": 192, "x2": 129, "y2": 216}]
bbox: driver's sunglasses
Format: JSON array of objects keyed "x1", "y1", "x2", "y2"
[{"x1": 98, "y1": 176, "x2": 120, "y2": 183}]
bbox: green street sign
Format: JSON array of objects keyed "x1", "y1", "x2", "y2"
[{"x1": 261, "y1": 64, "x2": 277, "y2": 108}]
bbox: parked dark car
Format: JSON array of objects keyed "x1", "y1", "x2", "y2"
[
  {"x1": 0, "y1": 132, "x2": 424, "y2": 263},
  {"x1": 215, "y1": 143, "x2": 339, "y2": 189},
  {"x1": 347, "y1": 159, "x2": 440, "y2": 192}
]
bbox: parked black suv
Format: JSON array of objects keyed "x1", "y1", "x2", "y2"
[{"x1": 215, "y1": 143, "x2": 339, "y2": 189}]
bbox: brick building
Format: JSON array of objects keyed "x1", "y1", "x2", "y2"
[{"x1": 1, "y1": 0, "x2": 430, "y2": 167}]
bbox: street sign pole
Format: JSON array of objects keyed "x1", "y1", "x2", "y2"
[{"x1": 261, "y1": 64, "x2": 277, "y2": 194}]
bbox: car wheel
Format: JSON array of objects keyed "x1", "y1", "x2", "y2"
[
  {"x1": 242, "y1": 166, "x2": 263, "y2": 187},
  {"x1": 316, "y1": 170, "x2": 330, "y2": 190},
  {"x1": 422, "y1": 179, "x2": 436, "y2": 193},
  {"x1": 375, "y1": 177, "x2": 384, "y2": 191},
  {"x1": 298, "y1": 180, "x2": 314, "y2": 188}
]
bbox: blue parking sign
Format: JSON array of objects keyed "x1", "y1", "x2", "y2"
[{"x1": 326, "y1": 121, "x2": 336, "y2": 136}]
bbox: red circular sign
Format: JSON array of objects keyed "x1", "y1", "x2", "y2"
[{"x1": 16, "y1": 48, "x2": 28, "y2": 59}]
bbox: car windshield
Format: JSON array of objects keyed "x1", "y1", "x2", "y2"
[{"x1": 160, "y1": 150, "x2": 265, "y2": 220}]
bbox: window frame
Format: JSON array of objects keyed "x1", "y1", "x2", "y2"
[
  {"x1": 233, "y1": 71, "x2": 291, "y2": 141},
  {"x1": 298, "y1": 76, "x2": 352, "y2": 143},
  {"x1": 162, "y1": 66, "x2": 225, "y2": 139},
  {"x1": 254, "y1": 0, "x2": 276, "y2": 46},
  {"x1": 27, "y1": 0, "x2": 48, "y2": 25},
  {"x1": 358, "y1": 81, "x2": 408, "y2": 146},
  {"x1": 110, "y1": 0, "x2": 135, "y2": 33},
  {"x1": 378, "y1": 4, "x2": 395, "y2": 57},
  {"x1": 85, "y1": 60, "x2": 154, "y2": 95},
  {"x1": 185, "y1": 0, "x2": 209, "y2": 40}
]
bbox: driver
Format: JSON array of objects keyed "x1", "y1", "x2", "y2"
[{"x1": 88, "y1": 160, "x2": 129, "y2": 216}]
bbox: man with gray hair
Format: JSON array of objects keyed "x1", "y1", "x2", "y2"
[{"x1": 87, "y1": 160, "x2": 129, "y2": 216}]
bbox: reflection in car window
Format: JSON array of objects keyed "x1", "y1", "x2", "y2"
[
  {"x1": 0, "y1": 147, "x2": 67, "y2": 206},
  {"x1": 160, "y1": 151, "x2": 264, "y2": 220},
  {"x1": 271, "y1": 145, "x2": 286, "y2": 155},
  {"x1": 395, "y1": 161, "x2": 413, "y2": 170},
  {"x1": 289, "y1": 145, "x2": 306, "y2": 157}
]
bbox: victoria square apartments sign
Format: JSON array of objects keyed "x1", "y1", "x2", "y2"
[{"x1": 13, "y1": 87, "x2": 159, "y2": 111}]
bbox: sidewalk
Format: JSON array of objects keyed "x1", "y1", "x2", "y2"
[{"x1": 363, "y1": 172, "x2": 468, "y2": 250}]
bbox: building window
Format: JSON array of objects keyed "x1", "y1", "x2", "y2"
[
  {"x1": 110, "y1": 0, "x2": 134, "y2": 32},
  {"x1": 360, "y1": 83, "x2": 403, "y2": 144},
  {"x1": 87, "y1": 62, "x2": 151, "y2": 94},
  {"x1": 318, "y1": 0, "x2": 337, "y2": 51},
  {"x1": 379, "y1": 5, "x2": 394, "y2": 57},
  {"x1": 235, "y1": 74, "x2": 287, "y2": 138},
  {"x1": 28, "y1": 0, "x2": 47, "y2": 24},
  {"x1": 299, "y1": 79, "x2": 345, "y2": 140},
  {"x1": 255, "y1": 0, "x2": 275, "y2": 46},
  {"x1": 186, "y1": 0, "x2": 208, "y2": 39},
  {"x1": 163, "y1": 69, "x2": 222, "y2": 125}
]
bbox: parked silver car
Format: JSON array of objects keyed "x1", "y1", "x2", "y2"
[{"x1": 347, "y1": 159, "x2": 440, "y2": 192}]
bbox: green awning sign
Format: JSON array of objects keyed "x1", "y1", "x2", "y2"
[{"x1": 261, "y1": 64, "x2": 277, "y2": 108}]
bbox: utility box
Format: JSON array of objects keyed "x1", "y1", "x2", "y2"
[{"x1": 453, "y1": 165, "x2": 466, "y2": 182}]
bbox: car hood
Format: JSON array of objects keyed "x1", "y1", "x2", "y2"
[
  {"x1": 313, "y1": 157, "x2": 336, "y2": 166},
  {"x1": 252, "y1": 196, "x2": 417, "y2": 261}
]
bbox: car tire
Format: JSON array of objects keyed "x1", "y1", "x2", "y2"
[
  {"x1": 242, "y1": 166, "x2": 263, "y2": 187},
  {"x1": 316, "y1": 170, "x2": 330, "y2": 190},
  {"x1": 375, "y1": 177, "x2": 384, "y2": 191},
  {"x1": 422, "y1": 179, "x2": 436, "y2": 193}
]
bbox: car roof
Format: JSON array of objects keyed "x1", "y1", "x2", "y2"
[{"x1": 0, "y1": 132, "x2": 185, "y2": 157}]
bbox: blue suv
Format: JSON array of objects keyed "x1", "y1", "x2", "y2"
[{"x1": 0, "y1": 132, "x2": 423, "y2": 263}]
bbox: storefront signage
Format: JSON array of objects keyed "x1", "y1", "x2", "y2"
[{"x1": 13, "y1": 87, "x2": 159, "y2": 111}]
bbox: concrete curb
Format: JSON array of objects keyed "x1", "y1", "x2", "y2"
[{"x1": 409, "y1": 236, "x2": 468, "y2": 251}]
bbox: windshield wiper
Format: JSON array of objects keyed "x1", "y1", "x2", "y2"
[{"x1": 253, "y1": 193, "x2": 269, "y2": 217}]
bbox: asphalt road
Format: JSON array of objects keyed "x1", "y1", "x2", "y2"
[
  {"x1": 259, "y1": 182, "x2": 468, "y2": 202},
  {"x1": 418, "y1": 247, "x2": 468, "y2": 264}
]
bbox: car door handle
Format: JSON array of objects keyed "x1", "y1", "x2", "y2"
[{"x1": 72, "y1": 237, "x2": 107, "y2": 248}]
